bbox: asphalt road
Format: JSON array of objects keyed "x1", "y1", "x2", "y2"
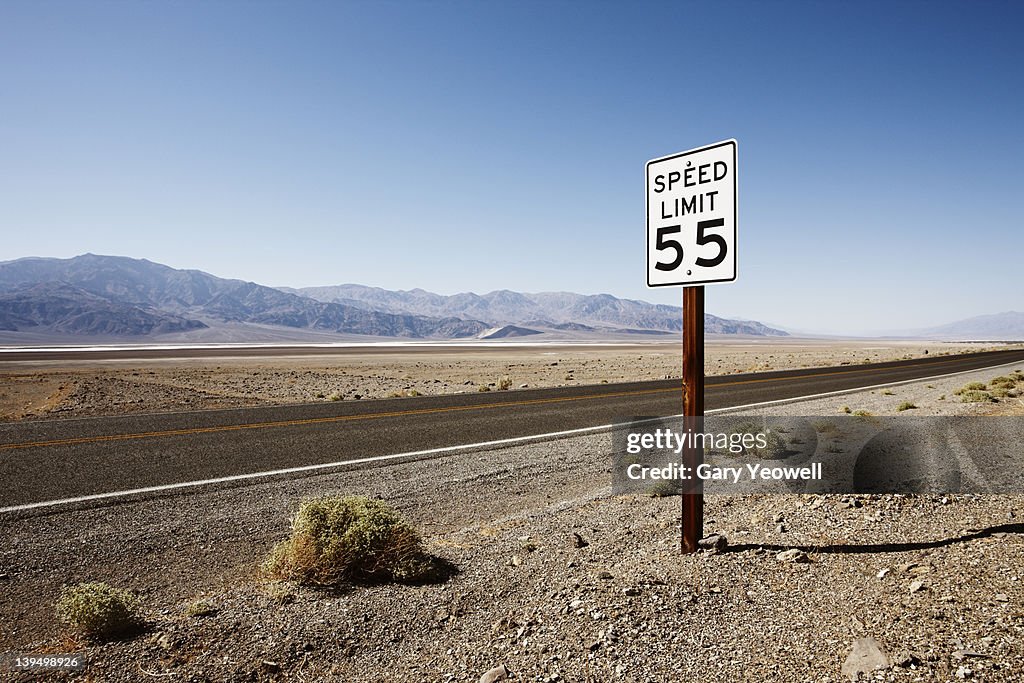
[{"x1": 2, "y1": 348, "x2": 1023, "y2": 510}]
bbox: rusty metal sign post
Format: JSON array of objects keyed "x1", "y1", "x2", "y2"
[
  {"x1": 646, "y1": 140, "x2": 737, "y2": 554},
  {"x1": 681, "y1": 286, "x2": 705, "y2": 552}
]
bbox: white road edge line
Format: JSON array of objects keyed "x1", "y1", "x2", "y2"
[
  {"x1": 4, "y1": 357, "x2": 1022, "y2": 514},
  {"x1": 0, "y1": 416, "x2": 671, "y2": 514}
]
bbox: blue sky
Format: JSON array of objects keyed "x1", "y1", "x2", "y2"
[{"x1": 1, "y1": 1, "x2": 1022, "y2": 334}]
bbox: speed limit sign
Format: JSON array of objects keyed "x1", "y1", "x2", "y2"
[{"x1": 646, "y1": 140, "x2": 737, "y2": 287}]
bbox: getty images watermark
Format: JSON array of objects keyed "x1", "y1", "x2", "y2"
[
  {"x1": 612, "y1": 415, "x2": 1024, "y2": 496},
  {"x1": 623, "y1": 426, "x2": 822, "y2": 486}
]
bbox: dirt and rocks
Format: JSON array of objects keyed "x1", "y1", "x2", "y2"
[
  {"x1": 0, "y1": 340, "x2": 1005, "y2": 422},
  {"x1": 2, "y1": 365, "x2": 1024, "y2": 681}
]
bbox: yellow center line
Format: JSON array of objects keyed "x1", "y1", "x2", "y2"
[
  {"x1": 0, "y1": 386, "x2": 672, "y2": 451},
  {"x1": 0, "y1": 354, "x2": 1007, "y2": 452}
]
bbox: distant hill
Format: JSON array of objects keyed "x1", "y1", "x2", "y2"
[
  {"x1": 0, "y1": 255, "x2": 488, "y2": 339},
  {"x1": 920, "y1": 311, "x2": 1024, "y2": 341},
  {"x1": 478, "y1": 325, "x2": 543, "y2": 339},
  {"x1": 283, "y1": 284, "x2": 789, "y2": 336}
]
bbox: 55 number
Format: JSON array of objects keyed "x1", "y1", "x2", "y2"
[{"x1": 654, "y1": 218, "x2": 727, "y2": 271}]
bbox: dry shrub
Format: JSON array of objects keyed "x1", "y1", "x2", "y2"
[
  {"x1": 56, "y1": 582, "x2": 142, "y2": 641},
  {"x1": 960, "y1": 389, "x2": 995, "y2": 403},
  {"x1": 647, "y1": 479, "x2": 681, "y2": 497},
  {"x1": 265, "y1": 496, "x2": 431, "y2": 585},
  {"x1": 955, "y1": 382, "x2": 988, "y2": 395}
]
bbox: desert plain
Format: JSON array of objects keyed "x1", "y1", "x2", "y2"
[
  {"x1": 2, "y1": 338, "x2": 1024, "y2": 682},
  {"x1": 0, "y1": 338, "x2": 1007, "y2": 422}
]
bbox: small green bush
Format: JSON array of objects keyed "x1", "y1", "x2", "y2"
[
  {"x1": 265, "y1": 496, "x2": 431, "y2": 585},
  {"x1": 715, "y1": 422, "x2": 789, "y2": 459},
  {"x1": 896, "y1": 401, "x2": 917, "y2": 411},
  {"x1": 477, "y1": 385, "x2": 491, "y2": 392},
  {"x1": 840, "y1": 406, "x2": 852, "y2": 414},
  {"x1": 186, "y1": 600, "x2": 217, "y2": 618},
  {"x1": 388, "y1": 389, "x2": 422, "y2": 398},
  {"x1": 989, "y1": 376, "x2": 1018, "y2": 388},
  {"x1": 852, "y1": 410, "x2": 873, "y2": 417},
  {"x1": 56, "y1": 582, "x2": 142, "y2": 641},
  {"x1": 955, "y1": 382, "x2": 988, "y2": 395},
  {"x1": 497, "y1": 375, "x2": 513, "y2": 391},
  {"x1": 746, "y1": 429, "x2": 789, "y2": 459},
  {"x1": 648, "y1": 479, "x2": 681, "y2": 497},
  {"x1": 813, "y1": 421, "x2": 839, "y2": 434},
  {"x1": 880, "y1": 389, "x2": 894, "y2": 396},
  {"x1": 960, "y1": 390, "x2": 995, "y2": 403}
]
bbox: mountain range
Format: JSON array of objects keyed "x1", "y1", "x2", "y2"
[
  {"x1": 0, "y1": 254, "x2": 787, "y2": 342},
  {"x1": 280, "y1": 284, "x2": 788, "y2": 336},
  {"x1": 0, "y1": 255, "x2": 487, "y2": 340},
  {"x1": 918, "y1": 311, "x2": 1024, "y2": 341},
  {"x1": 1, "y1": 255, "x2": 1019, "y2": 342}
]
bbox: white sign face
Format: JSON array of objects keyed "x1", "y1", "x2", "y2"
[{"x1": 646, "y1": 139, "x2": 737, "y2": 287}]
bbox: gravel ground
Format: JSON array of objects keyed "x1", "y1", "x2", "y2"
[
  {"x1": 2, "y1": 365, "x2": 1023, "y2": 681},
  {"x1": 753, "y1": 359, "x2": 1024, "y2": 419}
]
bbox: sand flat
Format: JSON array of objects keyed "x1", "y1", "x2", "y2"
[{"x1": 0, "y1": 339, "x2": 1012, "y2": 421}]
